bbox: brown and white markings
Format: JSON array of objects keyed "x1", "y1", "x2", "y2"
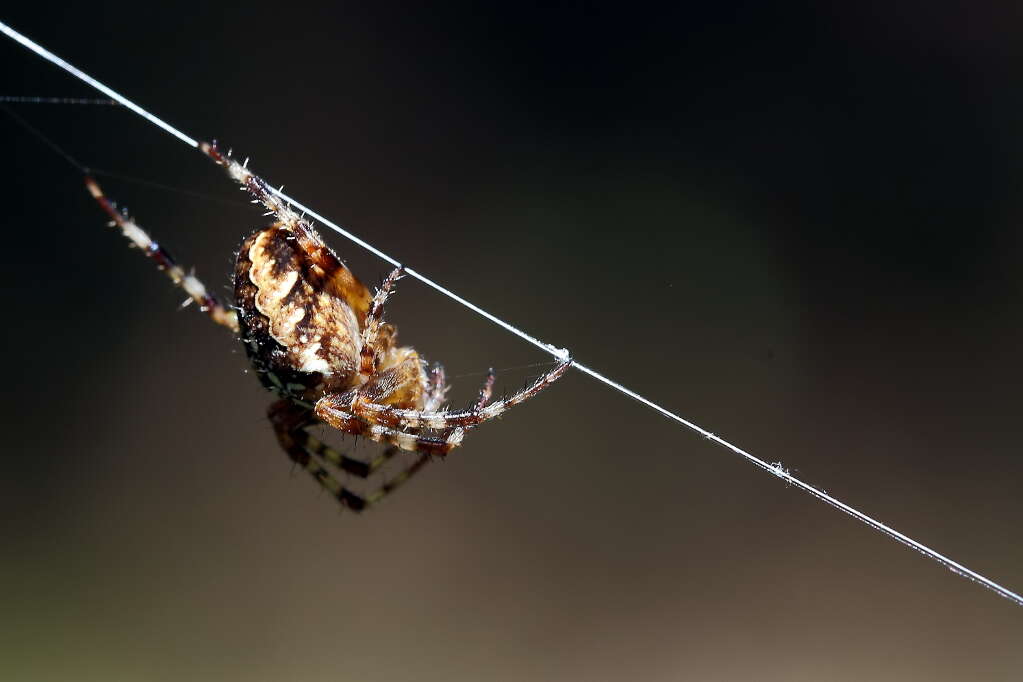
[{"x1": 86, "y1": 143, "x2": 570, "y2": 512}]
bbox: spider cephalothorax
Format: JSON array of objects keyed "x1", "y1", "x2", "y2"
[{"x1": 85, "y1": 141, "x2": 570, "y2": 511}]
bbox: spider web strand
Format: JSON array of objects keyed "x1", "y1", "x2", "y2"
[
  {"x1": 0, "y1": 22, "x2": 198, "y2": 147},
  {"x1": 0, "y1": 95, "x2": 119, "y2": 105},
  {"x1": 3, "y1": 19, "x2": 1021, "y2": 609}
]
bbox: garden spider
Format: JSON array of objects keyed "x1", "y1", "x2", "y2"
[{"x1": 85, "y1": 141, "x2": 571, "y2": 511}]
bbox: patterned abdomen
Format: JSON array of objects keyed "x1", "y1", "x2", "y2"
[{"x1": 234, "y1": 226, "x2": 369, "y2": 399}]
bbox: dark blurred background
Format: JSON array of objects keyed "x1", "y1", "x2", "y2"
[{"x1": 2, "y1": 2, "x2": 1022, "y2": 680}]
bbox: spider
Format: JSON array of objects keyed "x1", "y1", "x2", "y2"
[{"x1": 84, "y1": 141, "x2": 571, "y2": 511}]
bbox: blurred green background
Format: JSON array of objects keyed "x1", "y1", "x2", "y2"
[{"x1": 2, "y1": 3, "x2": 1022, "y2": 680}]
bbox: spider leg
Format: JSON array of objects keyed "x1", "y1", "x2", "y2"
[
  {"x1": 475, "y1": 368, "x2": 497, "y2": 409},
  {"x1": 299, "y1": 433, "x2": 431, "y2": 509},
  {"x1": 424, "y1": 363, "x2": 448, "y2": 411},
  {"x1": 292, "y1": 429, "x2": 384, "y2": 478},
  {"x1": 360, "y1": 450, "x2": 432, "y2": 507},
  {"x1": 84, "y1": 176, "x2": 239, "y2": 332},
  {"x1": 343, "y1": 357, "x2": 571, "y2": 433},
  {"x1": 269, "y1": 400, "x2": 431, "y2": 511},
  {"x1": 323, "y1": 366, "x2": 487, "y2": 456},
  {"x1": 406, "y1": 367, "x2": 490, "y2": 452},
  {"x1": 359, "y1": 266, "x2": 405, "y2": 379},
  {"x1": 313, "y1": 401, "x2": 466, "y2": 456}
]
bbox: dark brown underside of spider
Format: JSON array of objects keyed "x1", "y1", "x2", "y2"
[{"x1": 85, "y1": 141, "x2": 570, "y2": 512}]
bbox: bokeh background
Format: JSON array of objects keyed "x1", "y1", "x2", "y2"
[{"x1": 2, "y1": 3, "x2": 1022, "y2": 680}]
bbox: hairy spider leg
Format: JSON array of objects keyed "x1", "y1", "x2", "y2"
[
  {"x1": 294, "y1": 428, "x2": 387, "y2": 478},
  {"x1": 359, "y1": 266, "x2": 405, "y2": 379},
  {"x1": 312, "y1": 403, "x2": 466, "y2": 456},
  {"x1": 427, "y1": 366, "x2": 494, "y2": 445},
  {"x1": 425, "y1": 364, "x2": 448, "y2": 411},
  {"x1": 84, "y1": 176, "x2": 239, "y2": 332},
  {"x1": 368, "y1": 363, "x2": 453, "y2": 481},
  {"x1": 314, "y1": 367, "x2": 503, "y2": 457},
  {"x1": 345, "y1": 358, "x2": 571, "y2": 434},
  {"x1": 268, "y1": 400, "x2": 430, "y2": 512},
  {"x1": 475, "y1": 369, "x2": 496, "y2": 410},
  {"x1": 367, "y1": 359, "x2": 445, "y2": 499},
  {"x1": 315, "y1": 360, "x2": 568, "y2": 455},
  {"x1": 426, "y1": 367, "x2": 494, "y2": 441}
]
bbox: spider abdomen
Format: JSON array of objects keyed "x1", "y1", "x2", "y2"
[{"x1": 234, "y1": 226, "x2": 370, "y2": 399}]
